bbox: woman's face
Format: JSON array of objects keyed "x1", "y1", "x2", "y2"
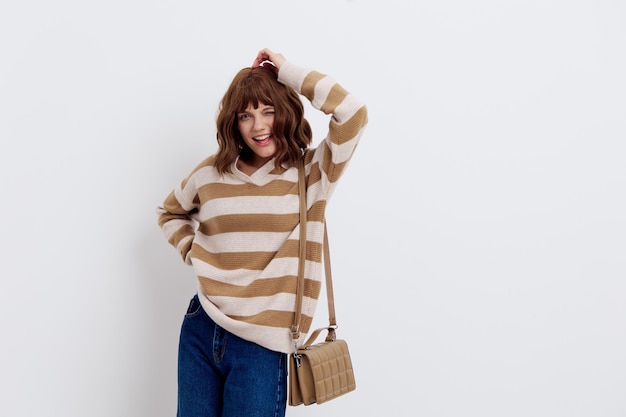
[{"x1": 237, "y1": 102, "x2": 277, "y2": 164}]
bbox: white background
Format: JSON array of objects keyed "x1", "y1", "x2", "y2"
[{"x1": 1, "y1": 1, "x2": 625, "y2": 416}]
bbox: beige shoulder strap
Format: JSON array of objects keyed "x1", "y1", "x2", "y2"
[{"x1": 291, "y1": 156, "x2": 338, "y2": 345}]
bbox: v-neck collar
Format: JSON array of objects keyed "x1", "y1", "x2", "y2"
[{"x1": 232, "y1": 157, "x2": 277, "y2": 185}]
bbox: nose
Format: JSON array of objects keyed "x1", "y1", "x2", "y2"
[{"x1": 253, "y1": 116, "x2": 266, "y2": 131}]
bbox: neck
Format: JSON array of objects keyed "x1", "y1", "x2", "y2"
[{"x1": 237, "y1": 155, "x2": 272, "y2": 175}]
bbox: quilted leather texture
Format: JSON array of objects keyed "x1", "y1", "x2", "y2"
[{"x1": 290, "y1": 339, "x2": 356, "y2": 405}]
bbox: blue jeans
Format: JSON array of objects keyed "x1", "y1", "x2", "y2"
[{"x1": 177, "y1": 294, "x2": 287, "y2": 417}]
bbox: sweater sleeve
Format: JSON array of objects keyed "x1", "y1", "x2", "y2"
[
  {"x1": 278, "y1": 61, "x2": 368, "y2": 194},
  {"x1": 156, "y1": 164, "x2": 204, "y2": 265}
]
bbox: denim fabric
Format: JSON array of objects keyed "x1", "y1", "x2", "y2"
[{"x1": 177, "y1": 294, "x2": 287, "y2": 417}]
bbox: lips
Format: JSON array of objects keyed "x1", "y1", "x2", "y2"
[{"x1": 253, "y1": 134, "x2": 273, "y2": 145}]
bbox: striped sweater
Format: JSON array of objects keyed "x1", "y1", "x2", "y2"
[{"x1": 156, "y1": 60, "x2": 368, "y2": 353}]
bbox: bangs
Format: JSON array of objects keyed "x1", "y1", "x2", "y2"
[
  {"x1": 236, "y1": 89, "x2": 273, "y2": 112},
  {"x1": 232, "y1": 69, "x2": 276, "y2": 113}
]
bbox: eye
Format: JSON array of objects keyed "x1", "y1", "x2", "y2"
[{"x1": 238, "y1": 113, "x2": 250, "y2": 121}]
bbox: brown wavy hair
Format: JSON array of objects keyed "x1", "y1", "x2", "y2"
[{"x1": 214, "y1": 64, "x2": 312, "y2": 174}]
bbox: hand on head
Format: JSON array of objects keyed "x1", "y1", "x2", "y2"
[{"x1": 252, "y1": 48, "x2": 286, "y2": 70}]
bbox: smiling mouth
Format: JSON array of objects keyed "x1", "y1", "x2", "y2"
[{"x1": 253, "y1": 134, "x2": 273, "y2": 144}]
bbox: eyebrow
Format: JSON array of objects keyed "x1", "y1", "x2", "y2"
[{"x1": 239, "y1": 104, "x2": 275, "y2": 112}]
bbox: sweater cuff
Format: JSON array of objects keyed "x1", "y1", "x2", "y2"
[
  {"x1": 277, "y1": 61, "x2": 311, "y2": 93},
  {"x1": 184, "y1": 250, "x2": 192, "y2": 265}
]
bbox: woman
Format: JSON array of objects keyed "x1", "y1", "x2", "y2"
[{"x1": 157, "y1": 48, "x2": 367, "y2": 416}]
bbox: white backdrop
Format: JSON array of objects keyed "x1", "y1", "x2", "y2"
[{"x1": 1, "y1": 1, "x2": 625, "y2": 416}]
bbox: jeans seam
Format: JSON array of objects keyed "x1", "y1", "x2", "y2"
[
  {"x1": 274, "y1": 353, "x2": 285, "y2": 417},
  {"x1": 184, "y1": 295, "x2": 202, "y2": 318}
]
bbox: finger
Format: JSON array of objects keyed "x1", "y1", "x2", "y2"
[{"x1": 251, "y1": 48, "x2": 269, "y2": 67}]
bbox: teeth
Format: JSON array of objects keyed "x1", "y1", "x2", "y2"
[{"x1": 254, "y1": 134, "x2": 271, "y2": 141}]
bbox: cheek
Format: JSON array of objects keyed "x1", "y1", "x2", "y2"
[{"x1": 237, "y1": 121, "x2": 248, "y2": 136}]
